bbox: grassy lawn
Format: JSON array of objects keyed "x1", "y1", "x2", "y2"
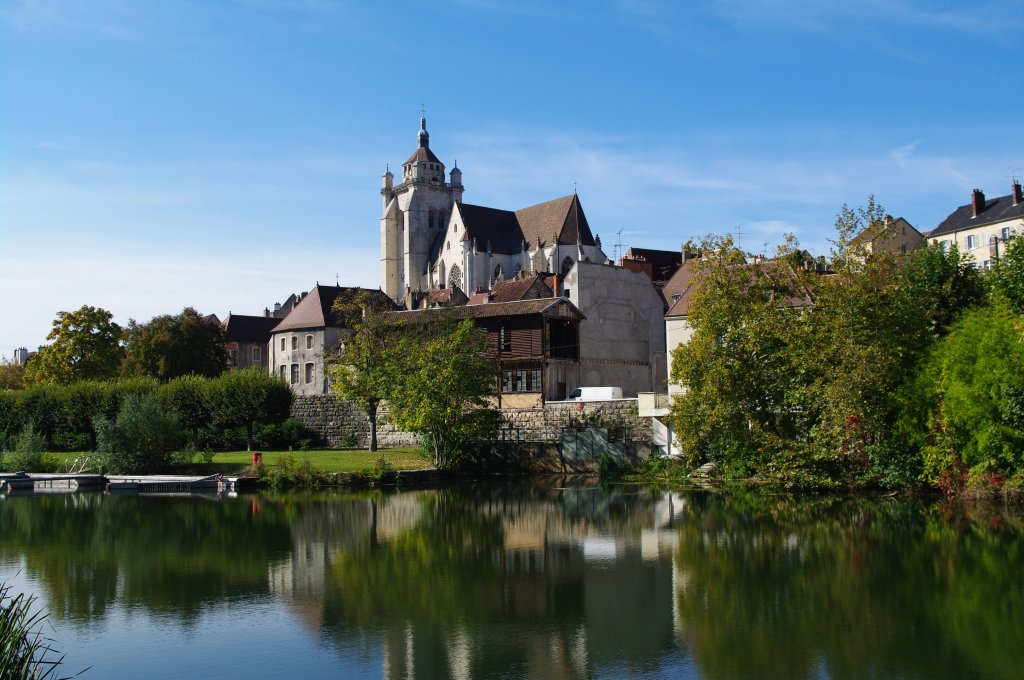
[
  {"x1": 48, "y1": 448, "x2": 432, "y2": 475},
  {"x1": 211, "y1": 448, "x2": 431, "y2": 473}
]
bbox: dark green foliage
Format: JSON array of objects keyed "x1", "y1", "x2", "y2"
[
  {"x1": 915, "y1": 303, "x2": 1024, "y2": 487},
  {"x1": 206, "y1": 368, "x2": 292, "y2": 451},
  {"x1": 988, "y1": 235, "x2": 1024, "y2": 313},
  {"x1": 2, "y1": 424, "x2": 48, "y2": 472},
  {"x1": 385, "y1": 316, "x2": 500, "y2": 470},
  {"x1": 161, "y1": 373, "x2": 211, "y2": 445},
  {"x1": 94, "y1": 392, "x2": 183, "y2": 473},
  {"x1": 897, "y1": 242, "x2": 985, "y2": 336},
  {"x1": 668, "y1": 200, "x2": 1023, "y2": 491},
  {"x1": 122, "y1": 307, "x2": 228, "y2": 380},
  {"x1": 0, "y1": 372, "x2": 292, "y2": 456}
]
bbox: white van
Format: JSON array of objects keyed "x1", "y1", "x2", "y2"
[{"x1": 564, "y1": 387, "x2": 623, "y2": 402}]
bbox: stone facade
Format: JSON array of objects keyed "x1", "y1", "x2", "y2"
[
  {"x1": 563, "y1": 261, "x2": 668, "y2": 396},
  {"x1": 290, "y1": 396, "x2": 651, "y2": 450}
]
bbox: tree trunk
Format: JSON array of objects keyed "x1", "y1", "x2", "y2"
[{"x1": 368, "y1": 405, "x2": 378, "y2": 453}]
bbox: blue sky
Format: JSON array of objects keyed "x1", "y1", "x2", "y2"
[{"x1": 1, "y1": 0, "x2": 1020, "y2": 354}]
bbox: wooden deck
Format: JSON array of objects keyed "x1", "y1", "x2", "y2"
[{"x1": 1, "y1": 472, "x2": 260, "y2": 495}]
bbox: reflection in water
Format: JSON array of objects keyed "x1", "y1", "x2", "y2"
[{"x1": 1, "y1": 485, "x2": 1021, "y2": 679}]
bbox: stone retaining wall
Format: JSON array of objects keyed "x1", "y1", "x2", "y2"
[
  {"x1": 289, "y1": 395, "x2": 421, "y2": 448},
  {"x1": 290, "y1": 397, "x2": 652, "y2": 471},
  {"x1": 497, "y1": 400, "x2": 650, "y2": 443}
]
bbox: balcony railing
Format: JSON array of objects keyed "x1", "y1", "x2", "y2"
[{"x1": 637, "y1": 392, "x2": 672, "y2": 417}]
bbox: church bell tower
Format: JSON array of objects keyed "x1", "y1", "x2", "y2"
[{"x1": 380, "y1": 115, "x2": 464, "y2": 304}]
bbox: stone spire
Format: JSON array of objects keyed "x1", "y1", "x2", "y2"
[{"x1": 417, "y1": 115, "x2": 429, "y2": 148}]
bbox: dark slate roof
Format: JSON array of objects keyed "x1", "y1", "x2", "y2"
[
  {"x1": 453, "y1": 194, "x2": 596, "y2": 256},
  {"x1": 623, "y1": 247, "x2": 684, "y2": 281},
  {"x1": 931, "y1": 192, "x2": 1024, "y2": 238},
  {"x1": 223, "y1": 314, "x2": 281, "y2": 343},
  {"x1": 459, "y1": 203, "x2": 523, "y2": 252},
  {"x1": 405, "y1": 146, "x2": 442, "y2": 165},
  {"x1": 274, "y1": 285, "x2": 395, "y2": 332},
  {"x1": 390, "y1": 297, "x2": 585, "y2": 322}
]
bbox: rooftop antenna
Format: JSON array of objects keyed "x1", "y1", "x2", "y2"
[
  {"x1": 573, "y1": 181, "x2": 577, "y2": 194},
  {"x1": 733, "y1": 223, "x2": 746, "y2": 251},
  {"x1": 1007, "y1": 165, "x2": 1020, "y2": 183},
  {"x1": 615, "y1": 228, "x2": 624, "y2": 263}
]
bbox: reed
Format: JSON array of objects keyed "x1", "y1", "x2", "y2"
[{"x1": 0, "y1": 580, "x2": 69, "y2": 679}]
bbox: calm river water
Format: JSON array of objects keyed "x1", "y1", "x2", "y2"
[{"x1": 1, "y1": 482, "x2": 1021, "y2": 679}]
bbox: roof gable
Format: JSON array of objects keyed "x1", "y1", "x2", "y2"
[
  {"x1": 449, "y1": 194, "x2": 596, "y2": 257},
  {"x1": 273, "y1": 286, "x2": 394, "y2": 332}
]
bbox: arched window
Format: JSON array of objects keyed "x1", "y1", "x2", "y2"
[
  {"x1": 438, "y1": 261, "x2": 446, "y2": 289},
  {"x1": 493, "y1": 264, "x2": 504, "y2": 281},
  {"x1": 428, "y1": 209, "x2": 436, "y2": 230},
  {"x1": 561, "y1": 256, "x2": 575, "y2": 276},
  {"x1": 448, "y1": 263, "x2": 463, "y2": 290},
  {"x1": 513, "y1": 263, "x2": 523, "y2": 277}
]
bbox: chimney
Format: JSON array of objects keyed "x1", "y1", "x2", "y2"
[
  {"x1": 971, "y1": 188, "x2": 986, "y2": 217},
  {"x1": 552, "y1": 273, "x2": 560, "y2": 298},
  {"x1": 1013, "y1": 181, "x2": 1023, "y2": 207}
]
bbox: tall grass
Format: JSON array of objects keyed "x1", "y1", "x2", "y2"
[{"x1": 0, "y1": 579, "x2": 73, "y2": 679}]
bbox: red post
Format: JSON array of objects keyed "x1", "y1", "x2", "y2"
[{"x1": 251, "y1": 451, "x2": 263, "y2": 466}]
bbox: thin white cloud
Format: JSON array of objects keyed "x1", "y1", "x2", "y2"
[{"x1": 0, "y1": 245, "x2": 379, "y2": 352}]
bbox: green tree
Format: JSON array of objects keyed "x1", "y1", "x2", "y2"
[
  {"x1": 327, "y1": 292, "x2": 399, "y2": 452},
  {"x1": 988, "y1": 234, "x2": 1024, "y2": 313},
  {"x1": 122, "y1": 307, "x2": 227, "y2": 381},
  {"x1": 94, "y1": 392, "x2": 183, "y2": 474},
  {"x1": 0, "y1": 359, "x2": 27, "y2": 391},
  {"x1": 24, "y1": 305, "x2": 122, "y2": 385},
  {"x1": 897, "y1": 241, "x2": 985, "y2": 337},
  {"x1": 161, "y1": 374, "x2": 212, "y2": 445},
  {"x1": 384, "y1": 315, "x2": 499, "y2": 470},
  {"x1": 916, "y1": 303, "x2": 1024, "y2": 487},
  {"x1": 668, "y1": 235, "x2": 806, "y2": 474},
  {"x1": 206, "y1": 368, "x2": 291, "y2": 451}
]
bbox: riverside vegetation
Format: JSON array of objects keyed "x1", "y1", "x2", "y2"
[{"x1": 662, "y1": 200, "x2": 1024, "y2": 493}]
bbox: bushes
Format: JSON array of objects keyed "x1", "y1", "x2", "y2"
[
  {"x1": 94, "y1": 393, "x2": 182, "y2": 474},
  {"x1": 2, "y1": 424, "x2": 48, "y2": 472},
  {"x1": 0, "y1": 372, "x2": 293, "y2": 455}
]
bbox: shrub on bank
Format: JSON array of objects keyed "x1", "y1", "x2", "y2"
[
  {"x1": 94, "y1": 393, "x2": 183, "y2": 474},
  {"x1": 0, "y1": 373, "x2": 292, "y2": 454},
  {"x1": 1, "y1": 424, "x2": 48, "y2": 473}
]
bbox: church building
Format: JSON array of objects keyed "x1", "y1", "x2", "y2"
[{"x1": 380, "y1": 117, "x2": 609, "y2": 306}]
